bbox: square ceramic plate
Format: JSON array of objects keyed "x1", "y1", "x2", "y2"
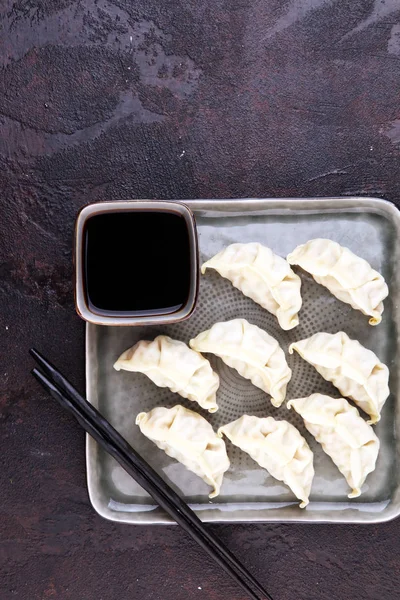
[{"x1": 86, "y1": 197, "x2": 400, "y2": 524}]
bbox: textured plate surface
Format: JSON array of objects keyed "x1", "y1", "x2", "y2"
[{"x1": 86, "y1": 198, "x2": 400, "y2": 523}]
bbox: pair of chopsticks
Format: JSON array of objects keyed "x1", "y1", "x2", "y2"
[{"x1": 30, "y1": 348, "x2": 273, "y2": 600}]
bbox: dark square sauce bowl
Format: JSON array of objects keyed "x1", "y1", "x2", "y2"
[{"x1": 75, "y1": 201, "x2": 199, "y2": 326}]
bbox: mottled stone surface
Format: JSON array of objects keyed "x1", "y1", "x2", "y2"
[{"x1": 1, "y1": 1, "x2": 400, "y2": 599}]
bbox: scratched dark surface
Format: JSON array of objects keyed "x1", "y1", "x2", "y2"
[{"x1": 1, "y1": 1, "x2": 400, "y2": 599}]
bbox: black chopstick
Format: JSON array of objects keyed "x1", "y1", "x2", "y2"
[
  {"x1": 31, "y1": 368, "x2": 265, "y2": 600},
  {"x1": 30, "y1": 350, "x2": 273, "y2": 600},
  {"x1": 29, "y1": 349, "x2": 272, "y2": 600}
]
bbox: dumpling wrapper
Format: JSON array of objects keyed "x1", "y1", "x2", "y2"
[
  {"x1": 136, "y1": 405, "x2": 230, "y2": 498},
  {"x1": 287, "y1": 238, "x2": 388, "y2": 325},
  {"x1": 218, "y1": 415, "x2": 314, "y2": 508},
  {"x1": 190, "y1": 319, "x2": 292, "y2": 407},
  {"x1": 202, "y1": 243, "x2": 302, "y2": 330},
  {"x1": 289, "y1": 331, "x2": 389, "y2": 424},
  {"x1": 287, "y1": 393, "x2": 380, "y2": 498},
  {"x1": 114, "y1": 336, "x2": 220, "y2": 413}
]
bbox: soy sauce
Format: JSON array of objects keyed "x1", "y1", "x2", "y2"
[{"x1": 84, "y1": 211, "x2": 191, "y2": 316}]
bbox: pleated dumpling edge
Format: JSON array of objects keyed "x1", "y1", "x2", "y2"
[
  {"x1": 287, "y1": 238, "x2": 388, "y2": 325},
  {"x1": 114, "y1": 335, "x2": 220, "y2": 413},
  {"x1": 289, "y1": 331, "x2": 389, "y2": 424},
  {"x1": 136, "y1": 405, "x2": 230, "y2": 498},
  {"x1": 201, "y1": 242, "x2": 302, "y2": 330},
  {"x1": 287, "y1": 393, "x2": 380, "y2": 498},
  {"x1": 218, "y1": 415, "x2": 314, "y2": 508},
  {"x1": 190, "y1": 319, "x2": 292, "y2": 407}
]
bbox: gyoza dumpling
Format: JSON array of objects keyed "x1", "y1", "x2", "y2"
[
  {"x1": 114, "y1": 336, "x2": 220, "y2": 413},
  {"x1": 287, "y1": 394, "x2": 380, "y2": 498},
  {"x1": 190, "y1": 319, "x2": 291, "y2": 407},
  {"x1": 289, "y1": 332, "x2": 389, "y2": 424},
  {"x1": 287, "y1": 238, "x2": 388, "y2": 325},
  {"x1": 202, "y1": 243, "x2": 302, "y2": 330},
  {"x1": 218, "y1": 416, "x2": 314, "y2": 508},
  {"x1": 136, "y1": 405, "x2": 230, "y2": 498}
]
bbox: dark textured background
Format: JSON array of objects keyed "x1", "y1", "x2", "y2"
[{"x1": 1, "y1": 1, "x2": 400, "y2": 599}]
